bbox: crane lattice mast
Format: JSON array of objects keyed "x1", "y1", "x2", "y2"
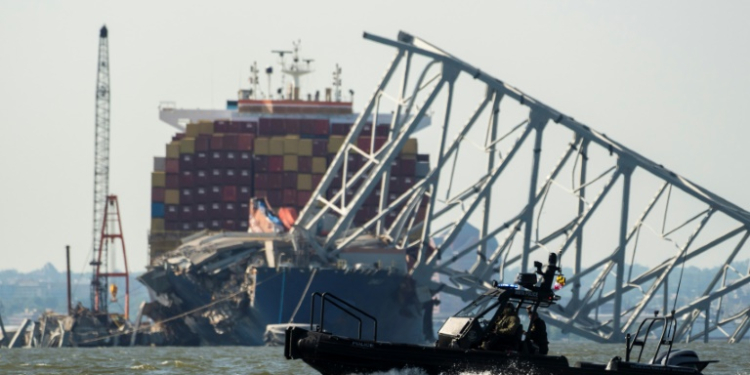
[{"x1": 90, "y1": 25, "x2": 110, "y2": 312}]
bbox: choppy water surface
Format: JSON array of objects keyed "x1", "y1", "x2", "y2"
[{"x1": 0, "y1": 341, "x2": 747, "y2": 375}]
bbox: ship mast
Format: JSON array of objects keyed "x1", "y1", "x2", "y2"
[{"x1": 278, "y1": 40, "x2": 313, "y2": 100}]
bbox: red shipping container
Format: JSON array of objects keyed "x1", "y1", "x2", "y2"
[
  {"x1": 196, "y1": 135, "x2": 211, "y2": 152},
  {"x1": 224, "y1": 169, "x2": 238, "y2": 184},
  {"x1": 331, "y1": 123, "x2": 350, "y2": 135},
  {"x1": 268, "y1": 173, "x2": 283, "y2": 188},
  {"x1": 223, "y1": 186, "x2": 237, "y2": 202},
  {"x1": 390, "y1": 159, "x2": 401, "y2": 176},
  {"x1": 282, "y1": 189, "x2": 297, "y2": 206},
  {"x1": 222, "y1": 219, "x2": 237, "y2": 231},
  {"x1": 253, "y1": 155, "x2": 268, "y2": 172},
  {"x1": 180, "y1": 170, "x2": 194, "y2": 187},
  {"x1": 223, "y1": 202, "x2": 238, "y2": 219},
  {"x1": 165, "y1": 158, "x2": 179, "y2": 174},
  {"x1": 297, "y1": 190, "x2": 312, "y2": 208},
  {"x1": 254, "y1": 174, "x2": 268, "y2": 190},
  {"x1": 195, "y1": 152, "x2": 209, "y2": 168},
  {"x1": 210, "y1": 168, "x2": 223, "y2": 184},
  {"x1": 165, "y1": 173, "x2": 179, "y2": 189},
  {"x1": 283, "y1": 172, "x2": 297, "y2": 189},
  {"x1": 210, "y1": 135, "x2": 225, "y2": 150},
  {"x1": 267, "y1": 190, "x2": 283, "y2": 208},
  {"x1": 400, "y1": 158, "x2": 417, "y2": 176},
  {"x1": 208, "y1": 219, "x2": 222, "y2": 230},
  {"x1": 258, "y1": 118, "x2": 271, "y2": 136},
  {"x1": 237, "y1": 121, "x2": 258, "y2": 134},
  {"x1": 238, "y1": 168, "x2": 253, "y2": 185},
  {"x1": 312, "y1": 139, "x2": 328, "y2": 156},
  {"x1": 194, "y1": 203, "x2": 208, "y2": 219},
  {"x1": 311, "y1": 174, "x2": 323, "y2": 190},
  {"x1": 284, "y1": 118, "x2": 300, "y2": 134},
  {"x1": 210, "y1": 151, "x2": 224, "y2": 166},
  {"x1": 268, "y1": 156, "x2": 284, "y2": 172},
  {"x1": 403, "y1": 176, "x2": 416, "y2": 191},
  {"x1": 237, "y1": 134, "x2": 254, "y2": 151},
  {"x1": 314, "y1": 119, "x2": 330, "y2": 135},
  {"x1": 389, "y1": 175, "x2": 405, "y2": 193},
  {"x1": 299, "y1": 119, "x2": 315, "y2": 136},
  {"x1": 346, "y1": 154, "x2": 361, "y2": 171},
  {"x1": 195, "y1": 170, "x2": 209, "y2": 186},
  {"x1": 179, "y1": 154, "x2": 194, "y2": 170},
  {"x1": 254, "y1": 189, "x2": 268, "y2": 201},
  {"x1": 224, "y1": 134, "x2": 239, "y2": 150},
  {"x1": 209, "y1": 186, "x2": 223, "y2": 202},
  {"x1": 165, "y1": 205, "x2": 180, "y2": 220},
  {"x1": 152, "y1": 187, "x2": 165, "y2": 202},
  {"x1": 180, "y1": 205, "x2": 193, "y2": 221},
  {"x1": 224, "y1": 151, "x2": 239, "y2": 168},
  {"x1": 298, "y1": 156, "x2": 312, "y2": 173},
  {"x1": 180, "y1": 188, "x2": 194, "y2": 205},
  {"x1": 364, "y1": 190, "x2": 381, "y2": 207},
  {"x1": 172, "y1": 133, "x2": 186, "y2": 141},
  {"x1": 238, "y1": 185, "x2": 253, "y2": 202}
]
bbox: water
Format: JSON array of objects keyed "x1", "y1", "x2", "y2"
[{"x1": 0, "y1": 341, "x2": 747, "y2": 374}]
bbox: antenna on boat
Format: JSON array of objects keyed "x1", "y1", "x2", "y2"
[
  {"x1": 249, "y1": 61, "x2": 260, "y2": 100},
  {"x1": 272, "y1": 48, "x2": 291, "y2": 99}
]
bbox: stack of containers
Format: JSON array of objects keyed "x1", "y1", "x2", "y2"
[{"x1": 149, "y1": 116, "x2": 432, "y2": 259}]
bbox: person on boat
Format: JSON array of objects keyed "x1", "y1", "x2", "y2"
[
  {"x1": 525, "y1": 307, "x2": 549, "y2": 355},
  {"x1": 481, "y1": 305, "x2": 522, "y2": 351}
]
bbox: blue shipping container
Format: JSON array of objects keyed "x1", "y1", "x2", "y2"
[{"x1": 151, "y1": 202, "x2": 165, "y2": 218}]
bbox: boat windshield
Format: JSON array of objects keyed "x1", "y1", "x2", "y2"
[{"x1": 454, "y1": 294, "x2": 501, "y2": 318}]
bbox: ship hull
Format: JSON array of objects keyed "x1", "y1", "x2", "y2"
[{"x1": 139, "y1": 265, "x2": 426, "y2": 346}]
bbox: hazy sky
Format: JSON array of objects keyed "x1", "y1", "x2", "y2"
[{"x1": 2, "y1": 1, "x2": 749, "y2": 273}]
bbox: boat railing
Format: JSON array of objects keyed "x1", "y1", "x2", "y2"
[
  {"x1": 625, "y1": 310, "x2": 676, "y2": 365},
  {"x1": 309, "y1": 292, "x2": 378, "y2": 342}
]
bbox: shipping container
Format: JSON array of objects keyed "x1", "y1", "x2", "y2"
[
  {"x1": 284, "y1": 118, "x2": 301, "y2": 134},
  {"x1": 165, "y1": 204, "x2": 180, "y2": 220},
  {"x1": 268, "y1": 155, "x2": 283, "y2": 172},
  {"x1": 199, "y1": 120, "x2": 214, "y2": 134},
  {"x1": 236, "y1": 121, "x2": 258, "y2": 134},
  {"x1": 223, "y1": 203, "x2": 238, "y2": 219},
  {"x1": 298, "y1": 156, "x2": 312, "y2": 173},
  {"x1": 194, "y1": 220, "x2": 207, "y2": 230},
  {"x1": 181, "y1": 205, "x2": 193, "y2": 221},
  {"x1": 153, "y1": 157, "x2": 166, "y2": 172},
  {"x1": 399, "y1": 158, "x2": 417, "y2": 176},
  {"x1": 297, "y1": 138, "x2": 313, "y2": 156},
  {"x1": 195, "y1": 152, "x2": 209, "y2": 168},
  {"x1": 268, "y1": 173, "x2": 283, "y2": 188},
  {"x1": 152, "y1": 187, "x2": 166, "y2": 202},
  {"x1": 152, "y1": 171, "x2": 166, "y2": 187},
  {"x1": 297, "y1": 190, "x2": 312, "y2": 207},
  {"x1": 283, "y1": 155, "x2": 299, "y2": 171},
  {"x1": 166, "y1": 141, "x2": 180, "y2": 158},
  {"x1": 194, "y1": 203, "x2": 208, "y2": 220},
  {"x1": 266, "y1": 190, "x2": 283, "y2": 208},
  {"x1": 209, "y1": 186, "x2": 223, "y2": 202},
  {"x1": 210, "y1": 202, "x2": 222, "y2": 218},
  {"x1": 210, "y1": 168, "x2": 223, "y2": 184},
  {"x1": 238, "y1": 185, "x2": 253, "y2": 202},
  {"x1": 280, "y1": 172, "x2": 295, "y2": 189},
  {"x1": 237, "y1": 134, "x2": 254, "y2": 151},
  {"x1": 402, "y1": 138, "x2": 418, "y2": 154},
  {"x1": 195, "y1": 135, "x2": 210, "y2": 152},
  {"x1": 331, "y1": 123, "x2": 351, "y2": 135},
  {"x1": 284, "y1": 135, "x2": 299, "y2": 155},
  {"x1": 179, "y1": 170, "x2": 194, "y2": 187},
  {"x1": 165, "y1": 174, "x2": 179, "y2": 189},
  {"x1": 194, "y1": 186, "x2": 208, "y2": 203},
  {"x1": 312, "y1": 139, "x2": 328, "y2": 156},
  {"x1": 225, "y1": 151, "x2": 238, "y2": 168},
  {"x1": 254, "y1": 137, "x2": 270, "y2": 155},
  {"x1": 224, "y1": 134, "x2": 239, "y2": 150},
  {"x1": 195, "y1": 170, "x2": 209, "y2": 186},
  {"x1": 222, "y1": 219, "x2": 237, "y2": 231},
  {"x1": 311, "y1": 174, "x2": 323, "y2": 190},
  {"x1": 151, "y1": 218, "x2": 165, "y2": 232},
  {"x1": 180, "y1": 188, "x2": 194, "y2": 205},
  {"x1": 297, "y1": 174, "x2": 312, "y2": 191},
  {"x1": 186, "y1": 123, "x2": 200, "y2": 137},
  {"x1": 224, "y1": 168, "x2": 238, "y2": 184},
  {"x1": 209, "y1": 219, "x2": 222, "y2": 230},
  {"x1": 312, "y1": 157, "x2": 327, "y2": 174},
  {"x1": 151, "y1": 202, "x2": 165, "y2": 218},
  {"x1": 282, "y1": 189, "x2": 297, "y2": 206},
  {"x1": 238, "y1": 151, "x2": 253, "y2": 168},
  {"x1": 223, "y1": 186, "x2": 237, "y2": 202},
  {"x1": 238, "y1": 168, "x2": 253, "y2": 185},
  {"x1": 165, "y1": 158, "x2": 179, "y2": 174},
  {"x1": 254, "y1": 174, "x2": 268, "y2": 190},
  {"x1": 254, "y1": 155, "x2": 268, "y2": 172},
  {"x1": 179, "y1": 154, "x2": 194, "y2": 170},
  {"x1": 269, "y1": 137, "x2": 284, "y2": 155},
  {"x1": 328, "y1": 135, "x2": 345, "y2": 154},
  {"x1": 180, "y1": 138, "x2": 196, "y2": 154},
  {"x1": 211, "y1": 134, "x2": 224, "y2": 150}
]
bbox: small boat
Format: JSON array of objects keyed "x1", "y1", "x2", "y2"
[{"x1": 284, "y1": 255, "x2": 717, "y2": 375}]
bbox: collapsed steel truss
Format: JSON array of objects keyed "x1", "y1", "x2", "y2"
[{"x1": 295, "y1": 31, "x2": 750, "y2": 343}]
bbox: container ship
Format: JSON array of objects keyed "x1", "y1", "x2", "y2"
[{"x1": 139, "y1": 44, "x2": 435, "y2": 346}]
